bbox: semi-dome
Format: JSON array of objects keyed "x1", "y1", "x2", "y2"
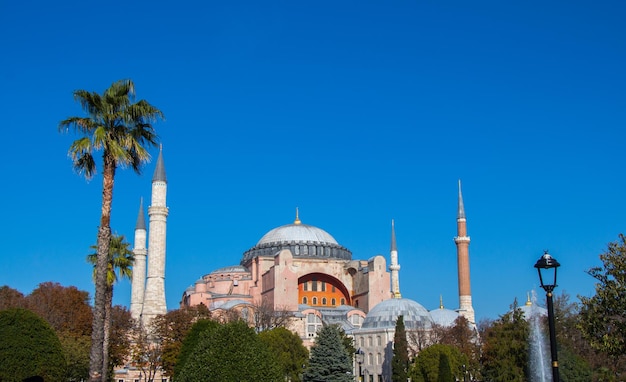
[
  {"x1": 241, "y1": 214, "x2": 352, "y2": 264},
  {"x1": 362, "y1": 298, "x2": 433, "y2": 330}
]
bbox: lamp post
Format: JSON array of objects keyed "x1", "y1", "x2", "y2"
[
  {"x1": 355, "y1": 348, "x2": 364, "y2": 382},
  {"x1": 534, "y1": 251, "x2": 561, "y2": 382}
]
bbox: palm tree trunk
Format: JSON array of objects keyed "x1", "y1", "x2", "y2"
[
  {"x1": 102, "y1": 285, "x2": 113, "y2": 382},
  {"x1": 89, "y1": 154, "x2": 116, "y2": 382}
]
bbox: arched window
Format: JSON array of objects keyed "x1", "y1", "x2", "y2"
[
  {"x1": 322, "y1": 297, "x2": 327, "y2": 305},
  {"x1": 302, "y1": 297, "x2": 308, "y2": 304},
  {"x1": 341, "y1": 298, "x2": 346, "y2": 305},
  {"x1": 312, "y1": 297, "x2": 317, "y2": 305},
  {"x1": 331, "y1": 298, "x2": 336, "y2": 306}
]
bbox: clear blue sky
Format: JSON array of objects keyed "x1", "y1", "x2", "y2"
[{"x1": 1, "y1": 1, "x2": 624, "y2": 322}]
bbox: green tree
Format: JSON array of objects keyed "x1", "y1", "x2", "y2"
[
  {"x1": 152, "y1": 304, "x2": 212, "y2": 377},
  {"x1": 479, "y1": 301, "x2": 529, "y2": 382},
  {"x1": 303, "y1": 324, "x2": 353, "y2": 382},
  {"x1": 87, "y1": 234, "x2": 133, "y2": 382},
  {"x1": 176, "y1": 320, "x2": 282, "y2": 382},
  {"x1": 392, "y1": 315, "x2": 409, "y2": 382},
  {"x1": 59, "y1": 79, "x2": 164, "y2": 382},
  {"x1": 259, "y1": 327, "x2": 309, "y2": 382},
  {"x1": 578, "y1": 234, "x2": 626, "y2": 360},
  {"x1": 437, "y1": 316, "x2": 481, "y2": 380},
  {"x1": 409, "y1": 344, "x2": 467, "y2": 382},
  {"x1": 173, "y1": 319, "x2": 219, "y2": 380},
  {"x1": 59, "y1": 333, "x2": 90, "y2": 382},
  {"x1": 437, "y1": 353, "x2": 453, "y2": 382},
  {"x1": 0, "y1": 308, "x2": 67, "y2": 382}
]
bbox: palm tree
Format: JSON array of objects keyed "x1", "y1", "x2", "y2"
[
  {"x1": 59, "y1": 79, "x2": 164, "y2": 382},
  {"x1": 87, "y1": 234, "x2": 134, "y2": 382}
]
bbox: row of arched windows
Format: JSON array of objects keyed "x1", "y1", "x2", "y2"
[{"x1": 302, "y1": 296, "x2": 346, "y2": 306}]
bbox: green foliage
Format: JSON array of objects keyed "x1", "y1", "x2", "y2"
[
  {"x1": 0, "y1": 308, "x2": 67, "y2": 382},
  {"x1": 259, "y1": 327, "x2": 309, "y2": 382},
  {"x1": 558, "y1": 344, "x2": 592, "y2": 382},
  {"x1": 409, "y1": 344, "x2": 467, "y2": 382},
  {"x1": 303, "y1": 324, "x2": 353, "y2": 382},
  {"x1": 58, "y1": 333, "x2": 90, "y2": 382},
  {"x1": 174, "y1": 318, "x2": 219, "y2": 379},
  {"x1": 176, "y1": 320, "x2": 282, "y2": 382},
  {"x1": 437, "y1": 353, "x2": 453, "y2": 382},
  {"x1": 60, "y1": 79, "x2": 164, "y2": 379},
  {"x1": 392, "y1": 315, "x2": 409, "y2": 382},
  {"x1": 578, "y1": 233, "x2": 626, "y2": 359},
  {"x1": 479, "y1": 302, "x2": 529, "y2": 382},
  {"x1": 153, "y1": 305, "x2": 212, "y2": 377}
]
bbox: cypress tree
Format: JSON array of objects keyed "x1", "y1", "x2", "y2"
[
  {"x1": 437, "y1": 353, "x2": 453, "y2": 382},
  {"x1": 392, "y1": 315, "x2": 409, "y2": 382}
]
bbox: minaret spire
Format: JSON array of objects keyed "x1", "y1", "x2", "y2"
[
  {"x1": 389, "y1": 219, "x2": 401, "y2": 298},
  {"x1": 457, "y1": 179, "x2": 465, "y2": 219},
  {"x1": 454, "y1": 179, "x2": 475, "y2": 323},
  {"x1": 142, "y1": 146, "x2": 169, "y2": 325},
  {"x1": 130, "y1": 198, "x2": 147, "y2": 320}
]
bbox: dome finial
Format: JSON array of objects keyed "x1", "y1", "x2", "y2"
[
  {"x1": 526, "y1": 292, "x2": 532, "y2": 306},
  {"x1": 440, "y1": 295, "x2": 444, "y2": 309},
  {"x1": 294, "y1": 207, "x2": 301, "y2": 225}
]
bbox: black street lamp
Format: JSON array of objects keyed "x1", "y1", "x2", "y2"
[
  {"x1": 534, "y1": 251, "x2": 561, "y2": 382},
  {"x1": 355, "y1": 348, "x2": 364, "y2": 382}
]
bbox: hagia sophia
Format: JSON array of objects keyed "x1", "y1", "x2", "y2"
[{"x1": 126, "y1": 149, "x2": 476, "y2": 381}]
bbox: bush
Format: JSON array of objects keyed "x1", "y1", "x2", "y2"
[{"x1": 0, "y1": 308, "x2": 66, "y2": 381}]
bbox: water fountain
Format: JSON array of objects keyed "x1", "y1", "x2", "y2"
[{"x1": 527, "y1": 290, "x2": 550, "y2": 382}]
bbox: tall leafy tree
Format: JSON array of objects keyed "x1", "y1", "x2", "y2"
[
  {"x1": 59, "y1": 79, "x2": 164, "y2": 382},
  {"x1": 409, "y1": 344, "x2": 467, "y2": 382},
  {"x1": 25, "y1": 282, "x2": 93, "y2": 337},
  {"x1": 578, "y1": 234, "x2": 626, "y2": 359},
  {"x1": 174, "y1": 319, "x2": 219, "y2": 380},
  {"x1": 0, "y1": 285, "x2": 25, "y2": 310},
  {"x1": 392, "y1": 315, "x2": 409, "y2": 382},
  {"x1": 176, "y1": 320, "x2": 282, "y2": 382},
  {"x1": 87, "y1": 234, "x2": 133, "y2": 382},
  {"x1": 479, "y1": 301, "x2": 529, "y2": 382},
  {"x1": 0, "y1": 308, "x2": 67, "y2": 381},
  {"x1": 436, "y1": 316, "x2": 481, "y2": 379},
  {"x1": 437, "y1": 353, "x2": 453, "y2": 382},
  {"x1": 259, "y1": 327, "x2": 309, "y2": 382},
  {"x1": 151, "y1": 305, "x2": 212, "y2": 377},
  {"x1": 303, "y1": 324, "x2": 353, "y2": 382}
]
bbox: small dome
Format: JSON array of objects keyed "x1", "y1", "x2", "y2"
[
  {"x1": 430, "y1": 308, "x2": 459, "y2": 327},
  {"x1": 257, "y1": 223, "x2": 338, "y2": 246},
  {"x1": 362, "y1": 298, "x2": 433, "y2": 330},
  {"x1": 519, "y1": 303, "x2": 547, "y2": 320}
]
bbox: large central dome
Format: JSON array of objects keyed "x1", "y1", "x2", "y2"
[
  {"x1": 241, "y1": 215, "x2": 351, "y2": 264},
  {"x1": 257, "y1": 223, "x2": 338, "y2": 246}
]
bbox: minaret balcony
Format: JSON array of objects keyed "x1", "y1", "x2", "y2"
[{"x1": 454, "y1": 235, "x2": 470, "y2": 243}]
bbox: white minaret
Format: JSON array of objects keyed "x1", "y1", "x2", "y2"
[
  {"x1": 141, "y1": 147, "x2": 169, "y2": 325},
  {"x1": 389, "y1": 219, "x2": 401, "y2": 298},
  {"x1": 130, "y1": 198, "x2": 147, "y2": 321},
  {"x1": 454, "y1": 180, "x2": 475, "y2": 324}
]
